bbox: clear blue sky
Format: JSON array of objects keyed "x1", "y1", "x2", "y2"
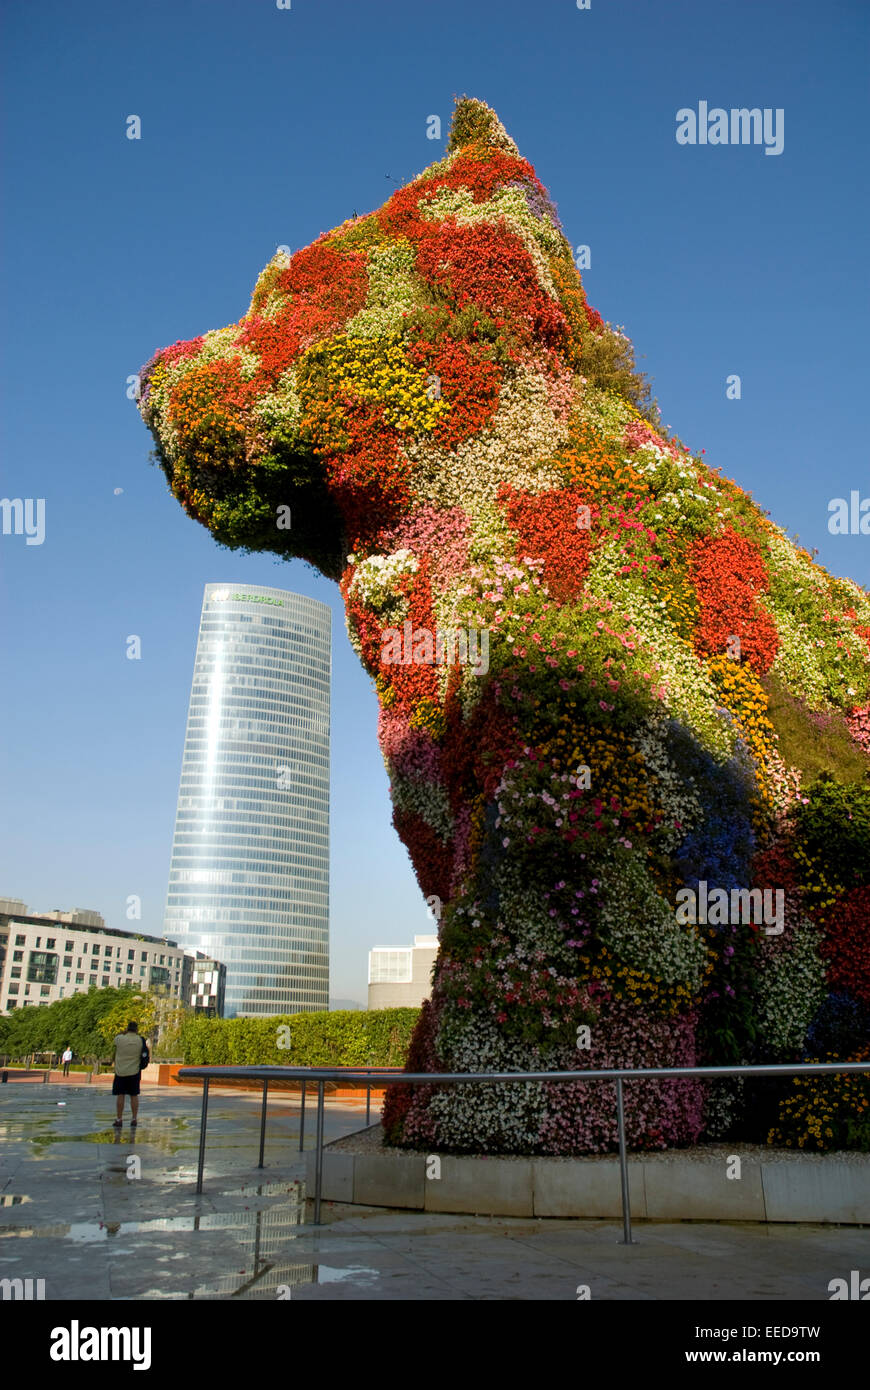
[{"x1": 2, "y1": 0, "x2": 867, "y2": 1003}]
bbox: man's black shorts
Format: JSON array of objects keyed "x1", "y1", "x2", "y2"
[{"x1": 112, "y1": 1072, "x2": 141, "y2": 1096}]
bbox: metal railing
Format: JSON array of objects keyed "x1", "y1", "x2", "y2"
[
  {"x1": 1, "y1": 1064, "x2": 107, "y2": 1084},
  {"x1": 177, "y1": 1060, "x2": 869, "y2": 1244}
]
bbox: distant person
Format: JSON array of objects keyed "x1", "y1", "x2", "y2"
[
  {"x1": 61, "y1": 1045, "x2": 73, "y2": 1077},
  {"x1": 112, "y1": 1022, "x2": 149, "y2": 1127}
]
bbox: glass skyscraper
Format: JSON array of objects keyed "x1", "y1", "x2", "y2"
[{"x1": 163, "y1": 583, "x2": 330, "y2": 1016}]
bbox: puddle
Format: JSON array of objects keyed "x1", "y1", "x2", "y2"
[
  {"x1": 0, "y1": 1188, "x2": 306, "y2": 1243},
  {"x1": 317, "y1": 1264, "x2": 379, "y2": 1284},
  {"x1": 224, "y1": 1181, "x2": 302, "y2": 1198},
  {"x1": 0, "y1": 1115, "x2": 188, "y2": 1130},
  {"x1": 187, "y1": 1260, "x2": 379, "y2": 1299},
  {"x1": 0, "y1": 1173, "x2": 378, "y2": 1298},
  {"x1": 0, "y1": 1195, "x2": 32, "y2": 1207},
  {"x1": 27, "y1": 1129, "x2": 186, "y2": 1155},
  {"x1": 0, "y1": 1119, "x2": 56, "y2": 1136}
]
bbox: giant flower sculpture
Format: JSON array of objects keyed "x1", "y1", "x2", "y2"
[{"x1": 140, "y1": 99, "x2": 870, "y2": 1154}]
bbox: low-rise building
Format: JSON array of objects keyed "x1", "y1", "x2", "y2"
[
  {"x1": 0, "y1": 903, "x2": 225, "y2": 1017},
  {"x1": 367, "y1": 935, "x2": 437, "y2": 1010},
  {"x1": 188, "y1": 957, "x2": 227, "y2": 1017}
]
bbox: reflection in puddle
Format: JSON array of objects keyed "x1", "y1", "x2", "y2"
[
  {"x1": 0, "y1": 1115, "x2": 187, "y2": 1135},
  {"x1": 0, "y1": 1189, "x2": 385, "y2": 1299},
  {"x1": 25, "y1": 1128, "x2": 186, "y2": 1155},
  {"x1": 0, "y1": 1162, "x2": 382, "y2": 1299},
  {"x1": 0, "y1": 1184, "x2": 306, "y2": 1247},
  {"x1": 0, "y1": 1097, "x2": 376, "y2": 1298},
  {"x1": 189, "y1": 1261, "x2": 380, "y2": 1299},
  {"x1": 226, "y1": 1181, "x2": 301, "y2": 1198},
  {"x1": 317, "y1": 1264, "x2": 379, "y2": 1284},
  {"x1": 0, "y1": 1120, "x2": 55, "y2": 1136}
]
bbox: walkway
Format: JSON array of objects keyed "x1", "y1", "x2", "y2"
[{"x1": 0, "y1": 1085, "x2": 864, "y2": 1300}]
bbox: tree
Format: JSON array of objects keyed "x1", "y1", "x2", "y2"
[
  {"x1": 97, "y1": 990, "x2": 157, "y2": 1050},
  {"x1": 0, "y1": 985, "x2": 153, "y2": 1063},
  {"x1": 152, "y1": 996, "x2": 189, "y2": 1058}
]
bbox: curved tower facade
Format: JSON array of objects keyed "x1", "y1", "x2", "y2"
[{"x1": 164, "y1": 583, "x2": 330, "y2": 1016}]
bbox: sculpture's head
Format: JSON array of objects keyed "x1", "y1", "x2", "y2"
[{"x1": 138, "y1": 98, "x2": 639, "y2": 581}]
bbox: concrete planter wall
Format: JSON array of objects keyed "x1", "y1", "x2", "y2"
[{"x1": 306, "y1": 1143, "x2": 870, "y2": 1224}]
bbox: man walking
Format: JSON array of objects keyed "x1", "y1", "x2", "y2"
[
  {"x1": 61, "y1": 1045, "x2": 73, "y2": 1077},
  {"x1": 112, "y1": 1021, "x2": 148, "y2": 1128}
]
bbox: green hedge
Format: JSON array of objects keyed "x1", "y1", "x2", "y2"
[{"x1": 179, "y1": 1008, "x2": 419, "y2": 1067}]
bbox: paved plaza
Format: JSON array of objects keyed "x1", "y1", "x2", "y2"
[{"x1": 0, "y1": 1083, "x2": 866, "y2": 1301}]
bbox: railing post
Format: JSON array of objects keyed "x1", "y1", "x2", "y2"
[
  {"x1": 298, "y1": 1080, "x2": 306, "y2": 1151},
  {"x1": 195, "y1": 1078, "x2": 210, "y2": 1195},
  {"x1": 366, "y1": 1074, "x2": 371, "y2": 1126},
  {"x1": 257, "y1": 1078, "x2": 269, "y2": 1168},
  {"x1": 615, "y1": 1077, "x2": 636, "y2": 1245},
  {"x1": 314, "y1": 1079, "x2": 325, "y2": 1225}
]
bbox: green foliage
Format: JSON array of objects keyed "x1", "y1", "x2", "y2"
[
  {"x1": 447, "y1": 97, "x2": 501, "y2": 152},
  {"x1": 328, "y1": 213, "x2": 385, "y2": 254},
  {"x1": 579, "y1": 325, "x2": 660, "y2": 426},
  {"x1": 161, "y1": 427, "x2": 347, "y2": 581},
  {"x1": 490, "y1": 600, "x2": 656, "y2": 740},
  {"x1": 0, "y1": 986, "x2": 146, "y2": 1061},
  {"x1": 767, "y1": 1062, "x2": 870, "y2": 1152},
  {"x1": 792, "y1": 774, "x2": 870, "y2": 893},
  {"x1": 403, "y1": 302, "x2": 514, "y2": 365},
  {"x1": 762, "y1": 672, "x2": 870, "y2": 785},
  {"x1": 696, "y1": 923, "x2": 762, "y2": 1065},
  {"x1": 152, "y1": 997, "x2": 188, "y2": 1059},
  {"x1": 179, "y1": 1008, "x2": 420, "y2": 1067},
  {"x1": 97, "y1": 992, "x2": 157, "y2": 1047}
]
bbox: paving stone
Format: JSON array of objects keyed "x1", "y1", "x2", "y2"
[{"x1": 0, "y1": 1083, "x2": 867, "y2": 1302}]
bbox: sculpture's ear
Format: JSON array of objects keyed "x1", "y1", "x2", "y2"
[
  {"x1": 138, "y1": 241, "x2": 372, "y2": 579},
  {"x1": 446, "y1": 96, "x2": 521, "y2": 155}
]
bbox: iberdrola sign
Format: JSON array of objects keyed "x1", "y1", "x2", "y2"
[{"x1": 211, "y1": 590, "x2": 284, "y2": 607}]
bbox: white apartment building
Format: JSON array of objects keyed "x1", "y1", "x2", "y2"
[
  {"x1": 367, "y1": 935, "x2": 438, "y2": 1010},
  {"x1": 0, "y1": 906, "x2": 188, "y2": 1014}
]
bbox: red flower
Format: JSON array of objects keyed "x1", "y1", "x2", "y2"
[
  {"x1": 498, "y1": 484, "x2": 594, "y2": 601},
  {"x1": 414, "y1": 222, "x2": 567, "y2": 348},
  {"x1": 822, "y1": 886, "x2": 870, "y2": 1004},
  {"x1": 688, "y1": 528, "x2": 778, "y2": 674}
]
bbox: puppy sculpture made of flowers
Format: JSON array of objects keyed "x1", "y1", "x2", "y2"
[{"x1": 140, "y1": 99, "x2": 870, "y2": 1155}]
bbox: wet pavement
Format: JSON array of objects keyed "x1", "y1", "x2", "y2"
[{"x1": 0, "y1": 1084, "x2": 866, "y2": 1300}]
